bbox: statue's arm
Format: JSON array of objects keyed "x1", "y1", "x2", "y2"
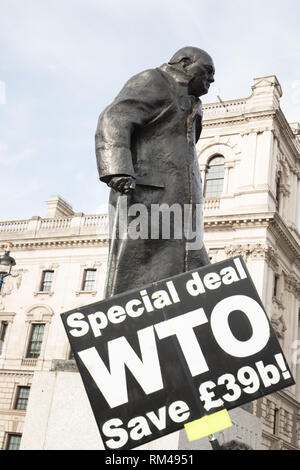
[{"x1": 95, "y1": 69, "x2": 166, "y2": 190}]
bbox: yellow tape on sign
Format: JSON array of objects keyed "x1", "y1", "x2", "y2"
[{"x1": 184, "y1": 410, "x2": 232, "y2": 442}]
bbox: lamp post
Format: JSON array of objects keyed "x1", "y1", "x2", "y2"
[{"x1": 0, "y1": 242, "x2": 16, "y2": 292}]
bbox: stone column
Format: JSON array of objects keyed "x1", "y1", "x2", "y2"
[
  {"x1": 291, "y1": 172, "x2": 298, "y2": 227},
  {"x1": 255, "y1": 130, "x2": 274, "y2": 190},
  {"x1": 240, "y1": 131, "x2": 257, "y2": 190},
  {"x1": 297, "y1": 173, "x2": 300, "y2": 228}
]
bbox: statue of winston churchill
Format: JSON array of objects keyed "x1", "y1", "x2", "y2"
[{"x1": 95, "y1": 47, "x2": 215, "y2": 297}]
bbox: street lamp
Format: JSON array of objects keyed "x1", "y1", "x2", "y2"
[{"x1": 0, "y1": 242, "x2": 16, "y2": 292}]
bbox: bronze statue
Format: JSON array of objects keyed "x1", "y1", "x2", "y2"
[{"x1": 95, "y1": 47, "x2": 215, "y2": 297}]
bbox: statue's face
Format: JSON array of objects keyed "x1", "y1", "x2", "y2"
[{"x1": 186, "y1": 55, "x2": 215, "y2": 97}]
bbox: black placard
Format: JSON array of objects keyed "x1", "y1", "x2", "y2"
[{"x1": 61, "y1": 257, "x2": 295, "y2": 450}]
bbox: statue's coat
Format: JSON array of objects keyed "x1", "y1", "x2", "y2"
[{"x1": 95, "y1": 64, "x2": 210, "y2": 297}]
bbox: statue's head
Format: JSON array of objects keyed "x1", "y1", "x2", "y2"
[{"x1": 168, "y1": 46, "x2": 215, "y2": 97}]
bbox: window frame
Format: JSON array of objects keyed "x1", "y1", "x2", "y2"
[
  {"x1": 6, "y1": 433, "x2": 22, "y2": 450},
  {"x1": 204, "y1": 155, "x2": 225, "y2": 199},
  {"x1": 68, "y1": 347, "x2": 75, "y2": 360},
  {"x1": 81, "y1": 268, "x2": 97, "y2": 292},
  {"x1": 39, "y1": 270, "x2": 54, "y2": 293},
  {"x1": 0, "y1": 321, "x2": 8, "y2": 356},
  {"x1": 0, "y1": 272, "x2": 7, "y2": 293},
  {"x1": 0, "y1": 321, "x2": 8, "y2": 343},
  {"x1": 26, "y1": 323, "x2": 46, "y2": 359},
  {"x1": 13, "y1": 386, "x2": 30, "y2": 411},
  {"x1": 273, "y1": 274, "x2": 280, "y2": 298},
  {"x1": 275, "y1": 174, "x2": 281, "y2": 212}
]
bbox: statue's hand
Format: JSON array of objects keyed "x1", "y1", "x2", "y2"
[{"x1": 107, "y1": 176, "x2": 136, "y2": 194}]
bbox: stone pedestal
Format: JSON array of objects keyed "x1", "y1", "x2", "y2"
[{"x1": 20, "y1": 361, "x2": 103, "y2": 450}]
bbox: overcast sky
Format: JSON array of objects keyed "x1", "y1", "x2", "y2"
[{"x1": 1, "y1": 0, "x2": 300, "y2": 221}]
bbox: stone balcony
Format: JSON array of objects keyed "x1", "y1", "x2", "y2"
[
  {"x1": 203, "y1": 98, "x2": 247, "y2": 117},
  {"x1": 203, "y1": 198, "x2": 221, "y2": 211},
  {"x1": 0, "y1": 198, "x2": 227, "y2": 247},
  {"x1": 0, "y1": 213, "x2": 109, "y2": 245}
]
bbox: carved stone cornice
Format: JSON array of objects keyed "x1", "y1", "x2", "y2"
[
  {"x1": 0, "y1": 369, "x2": 33, "y2": 377},
  {"x1": 0, "y1": 238, "x2": 109, "y2": 251},
  {"x1": 268, "y1": 213, "x2": 300, "y2": 265},
  {"x1": 204, "y1": 212, "x2": 300, "y2": 267},
  {"x1": 204, "y1": 214, "x2": 273, "y2": 231},
  {"x1": 202, "y1": 111, "x2": 276, "y2": 128},
  {"x1": 0, "y1": 311, "x2": 16, "y2": 322},
  {"x1": 225, "y1": 244, "x2": 249, "y2": 260}
]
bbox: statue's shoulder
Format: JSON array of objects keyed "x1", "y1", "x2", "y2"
[
  {"x1": 123, "y1": 67, "x2": 167, "y2": 90},
  {"x1": 108, "y1": 67, "x2": 170, "y2": 106}
]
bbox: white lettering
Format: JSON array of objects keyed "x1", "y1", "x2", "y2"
[
  {"x1": 78, "y1": 326, "x2": 163, "y2": 408},
  {"x1": 203, "y1": 272, "x2": 221, "y2": 290},
  {"x1": 168, "y1": 400, "x2": 190, "y2": 423},
  {"x1": 87, "y1": 311, "x2": 108, "y2": 337},
  {"x1": 128, "y1": 416, "x2": 152, "y2": 441},
  {"x1": 210, "y1": 295, "x2": 270, "y2": 357},
  {"x1": 146, "y1": 407, "x2": 166, "y2": 431},
  {"x1": 67, "y1": 312, "x2": 89, "y2": 338},
  {"x1": 166, "y1": 281, "x2": 180, "y2": 303},
  {"x1": 152, "y1": 290, "x2": 172, "y2": 309},
  {"x1": 102, "y1": 418, "x2": 128, "y2": 450},
  {"x1": 140, "y1": 290, "x2": 154, "y2": 312},
  {"x1": 220, "y1": 267, "x2": 240, "y2": 285},
  {"x1": 199, "y1": 381, "x2": 224, "y2": 411},
  {"x1": 107, "y1": 305, "x2": 126, "y2": 324},
  {"x1": 155, "y1": 309, "x2": 209, "y2": 376},
  {"x1": 186, "y1": 272, "x2": 206, "y2": 296},
  {"x1": 102, "y1": 399, "x2": 191, "y2": 450},
  {"x1": 233, "y1": 257, "x2": 247, "y2": 279},
  {"x1": 256, "y1": 360, "x2": 280, "y2": 387},
  {"x1": 126, "y1": 299, "x2": 144, "y2": 318}
]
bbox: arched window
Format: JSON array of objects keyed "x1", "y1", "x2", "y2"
[{"x1": 204, "y1": 155, "x2": 225, "y2": 198}]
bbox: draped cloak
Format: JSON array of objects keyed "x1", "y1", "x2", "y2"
[{"x1": 95, "y1": 63, "x2": 210, "y2": 297}]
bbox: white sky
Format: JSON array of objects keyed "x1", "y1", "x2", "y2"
[{"x1": 0, "y1": 0, "x2": 300, "y2": 221}]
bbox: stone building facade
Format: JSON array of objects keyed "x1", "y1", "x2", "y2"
[
  {"x1": 0, "y1": 198, "x2": 109, "y2": 450},
  {"x1": 198, "y1": 75, "x2": 300, "y2": 450},
  {"x1": 0, "y1": 75, "x2": 299, "y2": 450}
]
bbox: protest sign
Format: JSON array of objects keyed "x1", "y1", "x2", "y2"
[{"x1": 61, "y1": 257, "x2": 294, "y2": 450}]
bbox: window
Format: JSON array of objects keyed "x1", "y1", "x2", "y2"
[
  {"x1": 204, "y1": 155, "x2": 225, "y2": 198},
  {"x1": 276, "y1": 174, "x2": 281, "y2": 211},
  {"x1": 14, "y1": 386, "x2": 30, "y2": 411},
  {"x1": 68, "y1": 348, "x2": 74, "y2": 360},
  {"x1": 6, "y1": 433, "x2": 22, "y2": 450},
  {"x1": 273, "y1": 274, "x2": 279, "y2": 297},
  {"x1": 0, "y1": 321, "x2": 8, "y2": 355},
  {"x1": 82, "y1": 269, "x2": 97, "y2": 292},
  {"x1": 26, "y1": 324, "x2": 45, "y2": 358},
  {"x1": 0, "y1": 321, "x2": 8, "y2": 343},
  {"x1": 40, "y1": 270, "x2": 54, "y2": 292},
  {"x1": 273, "y1": 408, "x2": 280, "y2": 435},
  {"x1": 0, "y1": 272, "x2": 6, "y2": 293}
]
